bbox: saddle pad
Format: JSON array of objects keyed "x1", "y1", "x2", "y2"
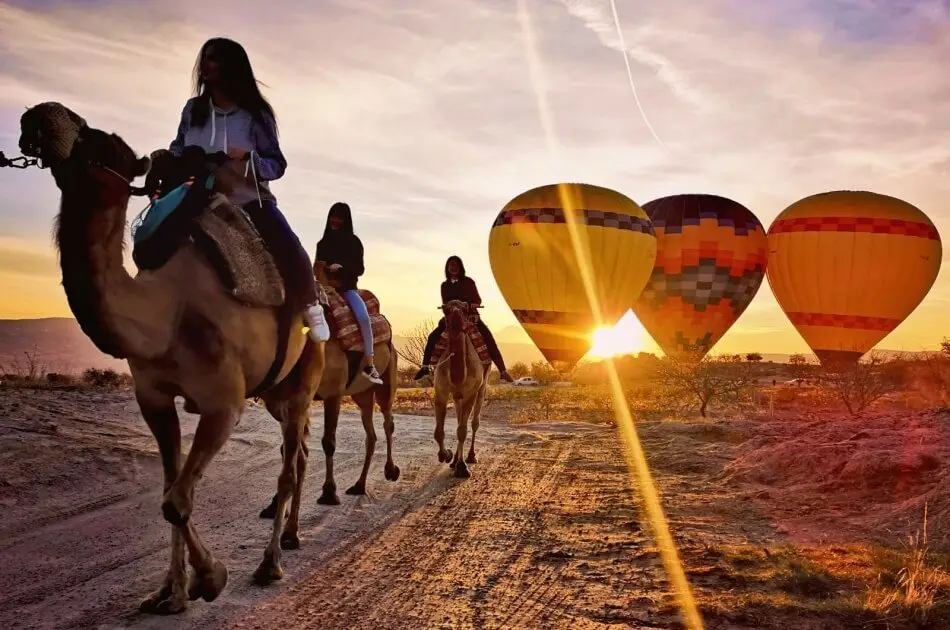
[
  {"x1": 193, "y1": 194, "x2": 285, "y2": 307},
  {"x1": 325, "y1": 288, "x2": 392, "y2": 353},
  {"x1": 431, "y1": 322, "x2": 492, "y2": 367}
]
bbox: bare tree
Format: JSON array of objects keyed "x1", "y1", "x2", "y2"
[
  {"x1": 2, "y1": 343, "x2": 48, "y2": 381},
  {"x1": 823, "y1": 353, "x2": 897, "y2": 415},
  {"x1": 788, "y1": 354, "x2": 810, "y2": 382},
  {"x1": 395, "y1": 317, "x2": 437, "y2": 369},
  {"x1": 746, "y1": 352, "x2": 763, "y2": 363},
  {"x1": 656, "y1": 349, "x2": 755, "y2": 417}
]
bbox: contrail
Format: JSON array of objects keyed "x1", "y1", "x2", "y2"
[{"x1": 607, "y1": 0, "x2": 670, "y2": 151}]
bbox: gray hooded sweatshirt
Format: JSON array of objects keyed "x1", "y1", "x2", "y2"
[{"x1": 169, "y1": 97, "x2": 287, "y2": 207}]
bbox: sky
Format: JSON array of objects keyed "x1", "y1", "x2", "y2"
[{"x1": 1, "y1": 0, "x2": 950, "y2": 356}]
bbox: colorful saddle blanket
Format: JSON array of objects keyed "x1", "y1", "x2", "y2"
[
  {"x1": 324, "y1": 288, "x2": 392, "y2": 353},
  {"x1": 431, "y1": 322, "x2": 492, "y2": 367}
]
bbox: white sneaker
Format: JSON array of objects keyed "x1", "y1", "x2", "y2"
[
  {"x1": 363, "y1": 365, "x2": 384, "y2": 386},
  {"x1": 304, "y1": 304, "x2": 330, "y2": 342}
]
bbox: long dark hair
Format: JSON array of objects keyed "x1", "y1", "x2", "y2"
[
  {"x1": 319, "y1": 202, "x2": 355, "y2": 243},
  {"x1": 190, "y1": 37, "x2": 277, "y2": 130},
  {"x1": 445, "y1": 255, "x2": 466, "y2": 280}
]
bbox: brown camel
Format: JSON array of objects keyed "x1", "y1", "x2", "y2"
[
  {"x1": 17, "y1": 102, "x2": 325, "y2": 614},
  {"x1": 260, "y1": 260, "x2": 399, "y2": 520},
  {"x1": 433, "y1": 300, "x2": 492, "y2": 478}
]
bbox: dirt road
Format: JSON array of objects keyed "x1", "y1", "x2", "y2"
[{"x1": 0, "y1": 389, "x2": 699, "y2": 630}]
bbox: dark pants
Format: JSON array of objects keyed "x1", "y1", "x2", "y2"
[
  {"x1": 422, "y1": 317, "x2": 506, "y2": 372},
  {"x1": 242, "y1": 200, "x2": 317, "y2": 311}
]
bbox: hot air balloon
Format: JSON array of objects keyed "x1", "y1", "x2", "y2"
[
  {"x1": 488, "y1": 183, "x2": 657, "y2": 369},
  {"x1": 632, "y1": 194, "x2": 769, "y2": 359},
  {"x1": 767, "y1": 190, "x2": 942, "y2": 366}
]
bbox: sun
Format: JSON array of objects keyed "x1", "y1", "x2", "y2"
[{"x1": 587, "y1": 310, "x2": 651, "y2": 359}]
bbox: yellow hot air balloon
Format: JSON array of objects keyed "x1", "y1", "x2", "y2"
[
  {"x1": 767, "y1": 190, "x2": 942, "y2": 365},
  {"x1": 488, "y1": 183, "x2": 657, "y2": 368}
]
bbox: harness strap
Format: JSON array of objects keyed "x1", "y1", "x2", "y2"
[{"x1": 246, "y1": 303, "x2": 293, "y2": 399}]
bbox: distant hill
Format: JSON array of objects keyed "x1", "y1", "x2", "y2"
[
  {"x1": 0, "y1": 318, "x2": 546, "y2": 376},
  {"x1": 0, "y1": 318, "x2": 128, "y2": 375}
]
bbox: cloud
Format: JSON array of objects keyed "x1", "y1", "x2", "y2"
[{"x1": 2, "y1": 0, "x2": 950, "y2": 350}]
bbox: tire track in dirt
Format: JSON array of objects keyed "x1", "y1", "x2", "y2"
[{"x1": 225, "y1": 426, "x2": 677, "y2": 630}]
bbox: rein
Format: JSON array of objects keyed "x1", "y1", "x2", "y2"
[{"x1": 0, "y1": 151, "x2": 43, "y2": 170}]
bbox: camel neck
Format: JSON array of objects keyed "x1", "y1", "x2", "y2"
[{"x1": 56, "y1": 183, "x2": 163, "y2": 360}]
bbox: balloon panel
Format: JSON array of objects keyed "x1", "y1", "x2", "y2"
[
  {"x1": 767, "y1": 190, "x2": 942, "y2": 364},
  {"x1": 633, "y1": 194, "x2": 768, "y2": 358},
  {"x1": 489, "y1": 183, "x2": 657, "y2": 368}
]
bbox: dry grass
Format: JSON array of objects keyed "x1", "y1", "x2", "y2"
[{"x1": 863, "y1": 507, "x2": 950, "y2": 627}]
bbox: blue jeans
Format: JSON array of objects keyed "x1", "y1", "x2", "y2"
[{"x1": 343, "y1": 289, "x2": 374, "y2": 357}]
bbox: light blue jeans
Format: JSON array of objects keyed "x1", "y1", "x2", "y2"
[{"x1": 343, "y1": 289, "x2": 374, "y2": 357}]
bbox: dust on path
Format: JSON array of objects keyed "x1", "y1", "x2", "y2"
[{"x1": 0, "y1": 389, "x2": 768, "y2": 630}]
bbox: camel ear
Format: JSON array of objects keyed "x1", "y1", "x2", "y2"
[{"x1": 133, "y1": 156, "x2": 151, "y2": 178}]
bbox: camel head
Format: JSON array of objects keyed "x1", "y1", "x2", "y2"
[
  {"x1": 442, "y1": 300, "x2": 471, "y2": 336},
  {"x1": 19, "y1": 102, "x2": 150, "y2": 194},
  {"x1": 313, "y1": 260, "x2": 329, "y2": 285}
]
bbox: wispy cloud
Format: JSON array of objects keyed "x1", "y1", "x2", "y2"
[{"x1": 1, "y1": 0, "x2": 949, "y2": 352}]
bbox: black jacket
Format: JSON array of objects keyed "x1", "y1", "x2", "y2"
[{"x1": 316, "y1": 202, "x2": 364, "y2": 291}]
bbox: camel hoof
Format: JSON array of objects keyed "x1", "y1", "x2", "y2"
[
  {"x1": 466, "y1": 453, "x2": 478, "y2": 464},
  {"x1": 280, "y1": 531, "x2": 301, "y2": 550},
  {"x1": 252, "y1": 556, "x2": 284, "y2": 585},
  {"x1": 455, "y1": 461, "x2": 471, "y2": 479},
  {"x1": 317, "y1": 490, "x2": 341, "y2": 506},
  {"x1": 437, "y1": 450, "x2": 449, "y2": 463},
  {"x1": 161, "y1": 499, "x2": 189, "y2": 527},
  {"x1": 346, "y1": 483, "x2": 366, "y2": 496},
  {"x1": 188, "y1": 560, "x2": 229, "y2": 602},
  {"x1": 259, "y1": 495, "x2": 279, "y2": 520},
  {"x1": 139, "y1": 583, "x2": 187, "y2": 615},
  {"x1": 385, "y1": 463, "x2": 401, "y2": 481}
]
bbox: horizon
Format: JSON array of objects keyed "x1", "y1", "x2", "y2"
[{"x1": 3, "y1": 0, "x2": 950, "y2": 358}]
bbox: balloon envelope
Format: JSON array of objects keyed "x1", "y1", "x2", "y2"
[
  {"x1": 767, "y1": 190, "x2": 942, "y2": 365},
  {"x1": 633, "y1": 194, "x2": 769, "y2": 358},
  {"x1": 488, "y1": 183, "x2": 657, "y2": 368}
]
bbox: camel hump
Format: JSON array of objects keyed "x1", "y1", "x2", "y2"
[
  {"x1": 324, "y1": 287, "x2": 393, "y2": 353},
  {"x1": 131, "y1": 187, "x2": 286, "y2": 308}
]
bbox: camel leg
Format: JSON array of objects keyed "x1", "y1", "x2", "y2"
[
  {"x1": 161, "y1": 405, "x2": 241, "y2": 603},
  {"x1": 137, "y1": 400, "x2": 188, "y2": 615},
  {"x1": 318, "y1": 397, "x2": 342, "y2": 505},
  {"x1": 347, "y1": 392, "x2": 376, "y2": 495},
  {"x1": 434, "y1": 393, "x2": 452, "y2": 464},
  {"x1": 284, "y1": 422, "x2": 310, "y2": 547},
  {"x1": 253, "y1": 402, "x2": 305, "y2": 585},
  {"x1": 450, "y1": 395, "x2": 464, "y2": 469},
  {"x1": 376, "y1": 385, "x2": 400, "y2": 482},
  {"x1": 454, "y1": 397, "x2": 474, "y2": 479},
  {"x1": 467, "y1": 383, "x2": 486, "y2": 465}
]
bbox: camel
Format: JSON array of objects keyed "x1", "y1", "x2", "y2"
[
  {"x1": 17, "y1": 102, "x2": 325, "y2": 614},
  {"x1": 260, "y1": 260, "x2": 399, "y2": 520},
  {"x1": 432, "y1": 299, "x2": 492, "y2": 478}
]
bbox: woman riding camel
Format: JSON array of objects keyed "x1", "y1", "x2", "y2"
[
  {"x1": 316, "y1": 202, "x2": 384, "y2": 385},
  {"x1": 157, "y1": 37, "x2": 330, "y2": 343},
  {"x1": 414, "y1": 256, "x2": 513, "y2": 383}
]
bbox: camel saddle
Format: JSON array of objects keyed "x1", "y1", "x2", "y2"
[
  {"x1": 324, "y1": 287, "x2": 392, "y2": 352},
  {"x1": 130, "y1": 149, "x2": 285, "y2": 308},
  {"x1": 431, "y1": 321, "x2": 492, "y2": 368}
]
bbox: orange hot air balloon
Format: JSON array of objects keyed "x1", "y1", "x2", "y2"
[
  {"x1": 488, "y1": 183, "x2": 657, "y2": 369},
  {"x1": 633, "y1": 194, "x2": 769, "y2": 359},
  {"x1": 767, "y1": 190, "x2": 942, "y2": 365}
]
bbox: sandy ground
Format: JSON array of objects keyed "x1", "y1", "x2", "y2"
[
  {"x1": 4, "y1": 388, "x2": 947, "y2": 630},
  {"x1": 2, "y1": 389, "x2": 723, "y2": 630}
]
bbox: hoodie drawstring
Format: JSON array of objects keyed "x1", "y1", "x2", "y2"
[
  {"x1": 245, "y1": 150, "x2": 263, "y2": 209},
  {"x1": 210, "y1": 104, "x2": 260, "y2": 208},
  {"x1": 208, "y1": 107, "x2": 229, "y2": 152}
]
